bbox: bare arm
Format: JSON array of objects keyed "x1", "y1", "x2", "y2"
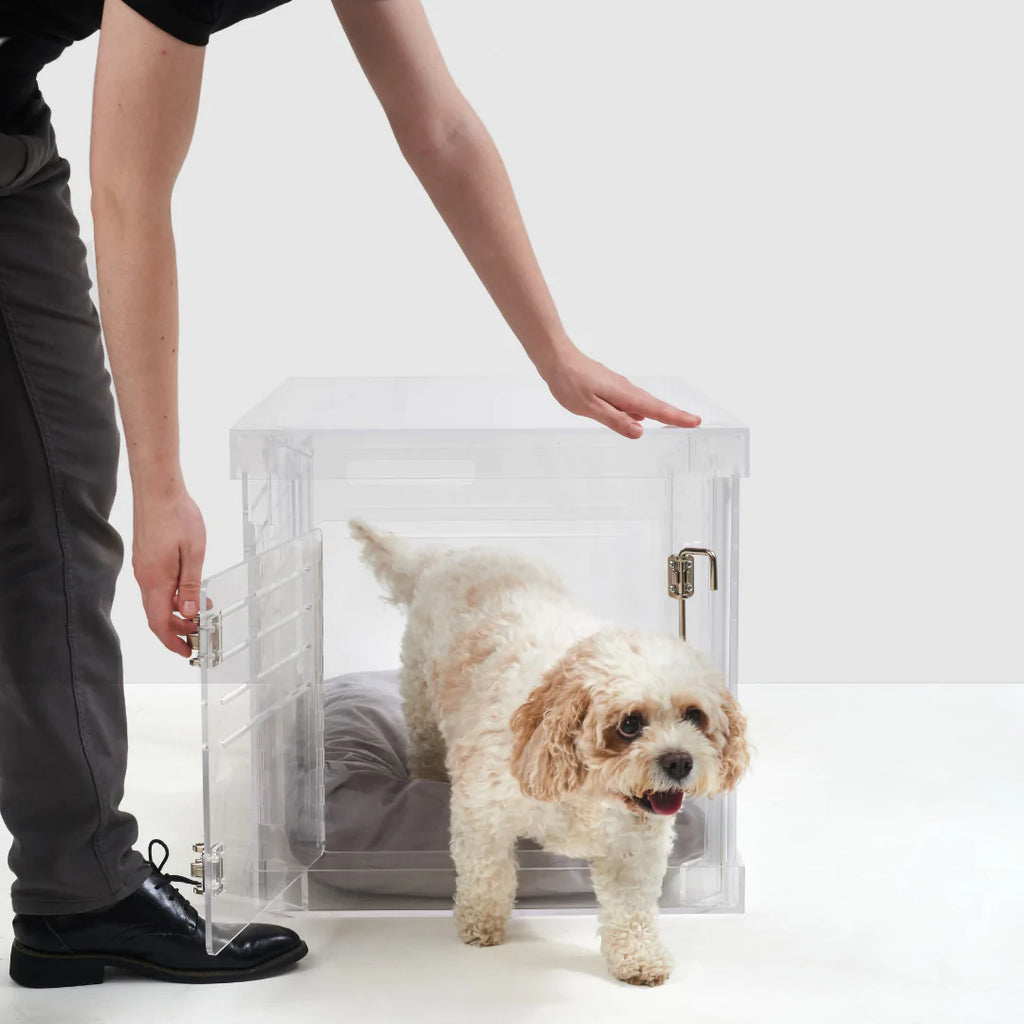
[
  {"x1": 333, "y1": 0, "x2": 701, "y2": 436},
  {"x1": 91, "y1": 0, "x2": 206, "y2": 654}
]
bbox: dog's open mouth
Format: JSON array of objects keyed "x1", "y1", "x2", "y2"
[{"x1": 625, "y1": 790, "x2": 685, "y2": 816}]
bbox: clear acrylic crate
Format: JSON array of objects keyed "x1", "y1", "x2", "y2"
[{"x1": 193, "y1": 375, "x2": 748, "y2": 952}]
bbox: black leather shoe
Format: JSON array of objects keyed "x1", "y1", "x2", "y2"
[{"x1": 9, "y1": 839, "x2": 309, "y2": 987}]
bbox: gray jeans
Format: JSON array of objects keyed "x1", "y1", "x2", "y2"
[{"x1": 0, "y1": 89, "x2": 152, "y2": 914}]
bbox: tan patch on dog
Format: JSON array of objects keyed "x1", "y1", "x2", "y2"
[
  {"x1": 465, "y1": 574, "x2": 528, "y2": 609},
  {"x1": 445, "y1": 732, "x2": 507, "y2": 777},
  {"x1": 712, "y1": 688, "x2": 750, "y2": 792},
  {"x1": 509, "y1": 634, "x2": 606, "y2": 801},
  {"x1": 673, "y1": 697, "x2": 711, "y2": 736},
  {"x1": 595, "y1": 701, "x2": 654, "y2": 760},
  {"x1": 434, "y1": 626, "x2": 503, "y2": 721},
  {"x1": 599, "y1": 722, "x2": 635, "y2": 756}
]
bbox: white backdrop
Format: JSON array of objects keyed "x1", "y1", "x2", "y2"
[{"x1": 37, "y1": 0, "x2": 1022, "y2": 686}]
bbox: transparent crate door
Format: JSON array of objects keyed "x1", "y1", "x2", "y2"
[{"x1": 196, "y1": 530, "x2": 325, "y2": 954}]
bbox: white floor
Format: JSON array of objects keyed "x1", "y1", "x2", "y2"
[{"x1": 1, "y1": 682, "x2": 1021, "y2": 1024}]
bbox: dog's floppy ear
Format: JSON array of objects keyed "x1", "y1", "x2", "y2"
[
  {"x1": 711, "y1": 686, "x2": 750, "y2": 793},
  {"x1": 510, "y1": 654, "x2": 592, "y2": 802}
]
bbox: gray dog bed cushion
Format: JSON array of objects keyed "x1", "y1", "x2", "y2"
[{"x1": 295, "y1": 669, "x2": 705, "y2": 900}]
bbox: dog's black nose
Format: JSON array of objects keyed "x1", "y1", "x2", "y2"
[{"x1": 658, "y1": 751, "x2": 693, "y2": 781}]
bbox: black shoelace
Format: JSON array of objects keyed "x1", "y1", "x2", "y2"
[{"x1": 146, "y1": 838, "x2": 201, "y2": 927}]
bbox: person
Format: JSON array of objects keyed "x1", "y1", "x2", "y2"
[{"x1": 0, "y1": 0, "x2": 702, "y2": 989}]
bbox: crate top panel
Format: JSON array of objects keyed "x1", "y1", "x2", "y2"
[{"x1": 230, "y1": 376, "x2": 749, "y2": 479}]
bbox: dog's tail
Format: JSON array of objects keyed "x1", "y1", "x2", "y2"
[{"x1": 348, "y1": 519, "x2": 443, "y2": 606}]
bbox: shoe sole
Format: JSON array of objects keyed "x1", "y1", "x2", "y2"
[{"x1": 9, "y1": 938, "x2": 309, "y2": 987}]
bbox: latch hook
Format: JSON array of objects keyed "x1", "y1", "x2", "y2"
[{"x1": 667, "y1": 547, "x2": 718, "y2": 640}]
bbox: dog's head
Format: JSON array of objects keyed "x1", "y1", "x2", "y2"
[{"x1": 509, "y1": 627, "x2": 749, "y2": 815}]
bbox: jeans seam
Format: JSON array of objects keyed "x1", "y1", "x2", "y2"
[{"x1": 0, "y1": 263, "x2": 119, "y2": 898}]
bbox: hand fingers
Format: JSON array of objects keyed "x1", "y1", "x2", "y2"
[
  {"x1": 145, "y1": 595, "x2": 212, "y2": 660},
  {"x1": 176, "y1": 539, "x2": 206, "y2": 619},
  {"x1": 141, "y1": 586, "x2": 192, "y2": 657},
  {"x1": 590, "y1": 397, "x2": 645, "y2": 438},
  {"x1": 160, "y1": 611, "x2": 197, "y2": 640},
  {"x1": 602, "y1": 381, "x2": 701, "y2": 428}
]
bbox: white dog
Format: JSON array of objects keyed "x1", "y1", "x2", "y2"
[{"x1": 350, "y1": 520, "x2": 749, "y2": 986}]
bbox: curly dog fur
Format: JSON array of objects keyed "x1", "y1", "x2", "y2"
[{"x1": 350, "y1": 519, "x2": 749, "y2": 986}]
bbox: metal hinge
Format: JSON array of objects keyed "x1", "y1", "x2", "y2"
[
  {"x1": 187, "y1": 611, "x2": 222, "y2": 669},
  {"x1": 667, "y1": 547, "x2": 718, "y2": 640},
  {"x1": 190, "y1": 841, "x2": 224, "y2": 896}
]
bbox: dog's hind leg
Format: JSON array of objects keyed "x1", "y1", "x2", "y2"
[{"x1": 398, "y1": 631, "x2": 448, "y2": 781}]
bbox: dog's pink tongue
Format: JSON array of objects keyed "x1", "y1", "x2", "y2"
[{"x1": 647, "y1": 791, "x2": 685, "y2": 815}]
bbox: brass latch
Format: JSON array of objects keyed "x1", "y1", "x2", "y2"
[
  {"x1": 190, "y1": 841, "x2": 224, "y2": 896},
  {"x1": 187, "y1": 616, "x2": 200, "y2": 666},
  {"x1": 187, "y1": 611, "x2": 222, "y2": 669},
  {"x1": 667, "y1": 547, "x2": 718, "y2": 640}
]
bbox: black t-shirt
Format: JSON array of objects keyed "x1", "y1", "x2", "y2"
[{"x1": 0, "y1": 1, "x2": 292, "y2": 125}]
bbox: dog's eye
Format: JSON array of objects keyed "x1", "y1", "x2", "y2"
[
  {"x1": 617, "y1": 714, "x2": 644, "y2": 740},
  {"x1": 683, "y1": 706, "x2": 705, "y2": 728}
]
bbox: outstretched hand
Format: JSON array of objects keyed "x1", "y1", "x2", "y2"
[{"x1": 539, "y1": 343, "x2": 701, "y2": 438}]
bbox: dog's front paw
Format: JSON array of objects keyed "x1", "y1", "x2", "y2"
[
  {"x1": 605, "y1": 941, "x2": 674, "y2": 987},
  {"x1": 455, "y1": 906, "x2": 508, "y2": 947}
]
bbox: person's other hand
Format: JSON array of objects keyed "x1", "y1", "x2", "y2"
[
  {"x1": 132, "y1": 487, "x2": 207, "y2": 657},
  {"x1": 538, "y1": 341, "x2": 701, "y2": 438}
]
